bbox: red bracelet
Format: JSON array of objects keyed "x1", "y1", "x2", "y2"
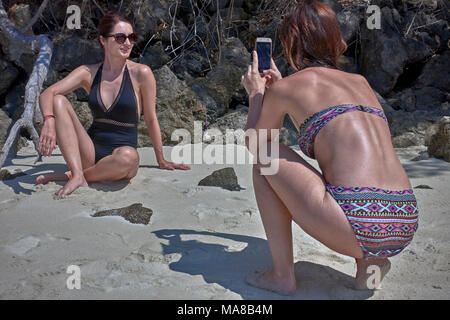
[{"x1": 43, "y1": 115, "x2": 55, "y2": 121}]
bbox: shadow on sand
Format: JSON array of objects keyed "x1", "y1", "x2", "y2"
[
  {"x1": 1, "y1": 161, "x2": 129, "y2": 195},
  {"x1": 153, "y1": 229, "x2": 374, "y2": 300}
]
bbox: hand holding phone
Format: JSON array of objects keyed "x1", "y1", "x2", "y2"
[{"x1": 262, "y1": 58, "x2": 282, "y2": 88}]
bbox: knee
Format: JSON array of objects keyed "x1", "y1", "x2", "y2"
[
  {"x1": 53, "y1": 94, "x2": 70, "y2": 113},
  {"x1": 115, "y1": 147, "x2": 139, "y2": 169}
]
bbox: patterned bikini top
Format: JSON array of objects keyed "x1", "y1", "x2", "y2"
[{"x1": 297, "y1": 104, "x2": 389, "y2": 159}]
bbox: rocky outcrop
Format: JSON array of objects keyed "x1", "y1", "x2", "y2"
[
  {"x1": 359, "y1": 7, "x2": 431, "y2": 96},
  {"x1": 0, "y1": 58, "x2": 19, "y2": 96},
  {"x1": 191, "y1": 37, "x2": 250, "y2": 118},
  {"x1": 428, "y1": 116, "x2": 450, "y2": 162},
  {"x1": 140, "y1": 65, "x2": 207, "y2": 146}
]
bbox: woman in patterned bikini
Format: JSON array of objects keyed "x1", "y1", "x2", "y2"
[
  {"x1": 37, "y1": 11, "x2": 189, "y2": 196},
  {"x1": 241, "y1": 0, "x2": 418, "y2": 294}
]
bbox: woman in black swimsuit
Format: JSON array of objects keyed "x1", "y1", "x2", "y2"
[{"x1": 37, "y1": 11, "x2": 189, "y2": 196}]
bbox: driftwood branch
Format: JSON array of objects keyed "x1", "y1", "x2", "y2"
[{"x1": 0, "y1": 0, "x2": 53, "y2": 169}]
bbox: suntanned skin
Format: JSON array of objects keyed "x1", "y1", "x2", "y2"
[
  {"x1": 242, "y1": 51, "x2": 410, "y2": 295},
  {"x1": 37, "y1": 21, "x2": 189, "y2": 196}
]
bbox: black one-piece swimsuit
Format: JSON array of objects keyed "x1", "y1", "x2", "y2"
[{"x1": 87, "y1": 62, "x2": 139, "y2": 163}]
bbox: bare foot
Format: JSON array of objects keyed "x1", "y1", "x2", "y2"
[
  {"x1": 245, "y1": 269, "x2": 296, "y2": 295},
  {"x1": 36, "y1": 171, "x2": 72, "y2": 184},
  {"x1": 355, "y1": 258, "x2": 391, "y2": 290},
  {"x1": 55, "y1": 174, "x2": 88, "y2": 197}
]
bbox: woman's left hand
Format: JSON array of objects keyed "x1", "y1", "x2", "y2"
[
  {"x1": 158, "y1": 159, "x2": 191, "y2": 170},
  {"x1": 242, "y1": 51, "x2": 267, "y2": 96}
]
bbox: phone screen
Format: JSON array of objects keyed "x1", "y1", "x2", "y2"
[{"x1": 256, "y1": 41, "x2": 271, "y2": 72}]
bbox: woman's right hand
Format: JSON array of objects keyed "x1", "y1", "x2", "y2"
[
  {"x1": 262, "y1": 58, "x2": 282, "y2": 88},
  {"x1": 38, "y1": 119, "x2": 56, "y2": 156}
]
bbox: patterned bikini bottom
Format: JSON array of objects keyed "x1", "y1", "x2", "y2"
[{"x1": 326, "y1": 183, "x2": 419, "y2": 259}]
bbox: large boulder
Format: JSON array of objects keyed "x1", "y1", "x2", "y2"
[
  {"x1": 139, "y1": 41, "x2": 170, "y2": 71},
  {"x1": 0, "y1": 108, "x2": 12, "y2": 150},
  {"x1": 389, "y1": 110, "x2": 442, "y2": 148},
  {"x1": 428, "y1": 116, "x2": 450, "y2": 162},
  {"x1": 45, "y1": 34, "x2": 103, "y2": 88},
  {"x1": 191, "y1": 37, "x2": 250, "y2": 118},
  {"x1": 359, "y1": 6, "x2": 431, "y2": 95},
  {"x1": 127, "y1": 0, "x2": 170, "y2": 41},
  {"x1": 0, "y1": 58, "x2": 19, "y2": 96},
  {"x1": 2, "y1": 82, "x2": 25, "y2": 121},
  {"x1": 171, "y1": 46, "x2": 211, "y2": 82},
  {"x1": 413, "y1": 51, "x2": 450, "y2": 92},
  {"x1": 161, "y1": 18, "x2": 189, "y2": 49},
  {"x1": 138, "y1": 65, "x2": 207, "y2": 146},
  {"x1": 337, "y1": 8, "x2": 363, "y2": 43},
  {"x1": 0, "y1": 3, "x2": 36, "y2": 75}
]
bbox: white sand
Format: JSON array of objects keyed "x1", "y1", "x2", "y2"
[{"x1": 0, "y1": 142, "x2": 449, "y2": 299}]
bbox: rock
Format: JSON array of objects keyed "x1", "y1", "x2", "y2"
[
  {"x1": 128, "y1": 0, "x2": 170, "y2": 41},
  {"x1": 414, "y1": 184, "x2": 433, "y2": 189},
  {"x1": 428, "y1": 116, "x2": 450, "y2": 162},
  {"x1": 337, "y1": 7, "x2": 363, "y2": 43},
  {"x1": 338, "y1": 55, "x2": 358, "y2": 74},
  {"x1": 0, "y1": 3, "x2": 36, "y2": 74},
  {"x1": 198, "y1": 167, "x2": 244, "y2": 191},
  {"x1": 207, "y1": 108, "x2": 248, "y2": 145},
  {"x1": 389, "y1": 109, "x2": 441, "y2": 147},
  {"x1": 0, "y1": 169, "x2": 26, "y2": 181},
  {"x1": 359, "y1": 7, "x2": 431, "y2": 95},
  {"x1": 141, "y1": 65, "x2": 207, "y2": 146},
  {"x1": 207, "y1": 0, "x2": 230, "y2": 14},
  {"x1": 211, "y1": 108, "x2": 247, "y2": 131},
  {"x1": 392, "y1": 131, "x2": 423, "y2": 148},
  {"x1": 171, "y1": 46, "x2": 211, "y2": 82},
  {"x1": 2, "y1": 82, "x2": 25, "y2": 121},
  {"x1": 161, "y1": 19, "x2": 189, "y2": 49},
  {"x1": 92, "y1": 203, "x2": 153, "y2": 225},
  {"x1": 242, "y1": 0, "x2": 260, "y2": 15},
  {"x1": 414, "y1": 51, "x2": 450, "y2": 92},
  {"x1": 391, "y1": 88, "x2": 416, "y2": 112},
  {"x1": 45, "y1": 34, "x2": 103, "y2": 88},
  {"x1": 191, "y1": 37, "x2": 250, "y2": 117},
  {"x1": 411, "y1": 151, "x2": 430, "y2": 162},
  {"x1": 67, "y1": 93, "x2": 93, "y2": 130},
  {"x1": 0, "y1": 108, "x2": 12, "y2": 150},
  {"x1": 414, "y1": 86, "x2": 446, "y2": 111},
  {"x1": 373, "y1": 90, "x2": 395, "y2": 113},
  {"x1": 0, "y1": 58, "x2": 19, "y2": 96},
  {"x1": 140, "y1": 41, "x2": 170, "y2": 70}
]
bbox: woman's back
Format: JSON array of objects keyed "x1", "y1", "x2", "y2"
[{"x1": 282, "y1": 67, "x2": 412, "y2": 190}]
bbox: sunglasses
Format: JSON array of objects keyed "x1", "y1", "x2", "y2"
[{"x1": 104, "y1": 33, "x2": 138, "y2": 44}]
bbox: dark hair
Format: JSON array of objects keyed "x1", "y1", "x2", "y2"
[
  {"x1": 279, "y1": 0, "x2": 347, "y2": 71},
  {"x1": 97, "y1": 11, "x2": 134, "y2": 44}
]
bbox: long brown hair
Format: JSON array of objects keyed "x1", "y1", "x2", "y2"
[{"x1": 279, "y1": 0, "x2": 347, "y2": 71}]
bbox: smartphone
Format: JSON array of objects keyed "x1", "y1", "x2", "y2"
[{"x1": 255, "y1": 37, "x2": 272, "y2": 72}]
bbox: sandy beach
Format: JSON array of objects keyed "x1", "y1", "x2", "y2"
[{"x1": 0, "y1": 141, "x2": 449, "y2": 300}]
